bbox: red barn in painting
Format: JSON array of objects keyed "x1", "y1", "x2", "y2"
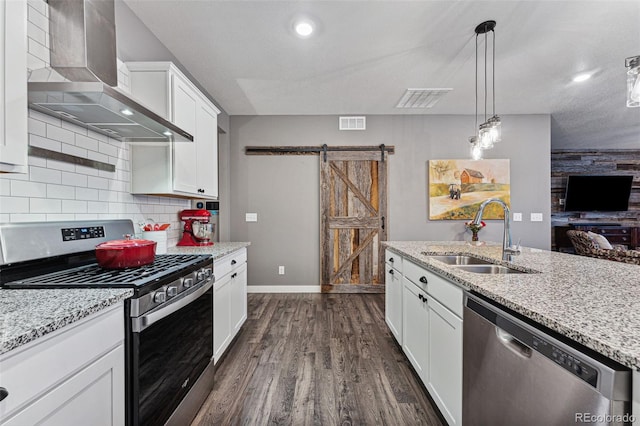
[{"x1": 460, "y1": 169, "x2": 484, "y2": 184}]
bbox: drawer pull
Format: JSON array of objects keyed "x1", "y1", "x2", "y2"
[
  {"x1": 0, "y1": 387, "x2": 8, "y2": 402},
  {"x1": 418, "y1": 294, "x2": 424, "y2": 301},
  {"x1": 231, "y1": 259, "x2": 237, "y2": 265},
  {"x1": 389, "y1": 257, "x2": 394, "y2": 262},
  {"x1": 231, "y1": 273, "x2": 237, "y2": 279},
  {"x1": 389, "y1": 269, "x2": 394, "y2": 275},
  {"x1": 419, "y1": 276, "x2": 428, "y2": 284}
]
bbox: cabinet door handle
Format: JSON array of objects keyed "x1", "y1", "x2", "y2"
[
  {"x1": 419, "y1": 276, "x2": 428, "y2": 284},
  {"x1": 389, "y1": 269, "x2": 394, "y2": 275},
  {"x1": 389, "y1": 257, "x2": 394, "y2": 263},
  {"x1": 231, "y1": 259, "x2": 237, "y2": 265},
  {"x1": 231, "y1": 273, "x2": 237, "y2": 279},
  {"x1": 0, "y1": 387, "x2": 9, "y2": 402},
  {"x1": 418, "y1": 294, "x2": 423, "y2": 301}
]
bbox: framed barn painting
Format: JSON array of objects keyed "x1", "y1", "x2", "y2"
[{"x1": 428, "y1": 159, "x2": 510, "y2": 220}]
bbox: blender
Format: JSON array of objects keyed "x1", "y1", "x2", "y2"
[{"x1": 177, "y1": 209, "x2": 215, "y2": 246}]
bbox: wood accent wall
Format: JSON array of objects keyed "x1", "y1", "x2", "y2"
[{"x1": 551, "y1": 150, "x2": 640, "y2": 219}]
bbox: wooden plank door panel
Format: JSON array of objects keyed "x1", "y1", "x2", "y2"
[{"x1": 320, "y1": 150, "x2": 388, "y2": 293}]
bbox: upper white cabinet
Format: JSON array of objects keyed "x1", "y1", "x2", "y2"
[
  {"x1": 0, "y1": 0, "x2": 28, "y2": 174},
  {"x1": 127, "y1": 62, "x2": 220, "y2": 199}
]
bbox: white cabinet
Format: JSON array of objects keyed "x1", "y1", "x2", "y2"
[
  {"x1": 385, "y1": 250, "x2": 402, "y2": 344},
  {"x1": 0, "y1": 303, "x2": 125, "y2": 426},
  {"x1": 127, "y1": 62, "x2": 220, "y2": 199},
  {"x1": 402, "y1": 277, "x2": 429, "y2": 384},
  {"x1": 213, "y1": 248, "x2": 248, "y2": 363},
  {"x1": 0, "y1": 0, "x2": 28, "y2": 173},
  {"x1": 386, "y1": 251, "x2": 463, "y2": 425},
  {"x1": 427, "y1": 295, "x2": 463, "y2": 425}
]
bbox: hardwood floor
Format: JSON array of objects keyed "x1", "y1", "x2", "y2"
[{"x1": 192, "y1": 293, "x2": 445, "y2": 426}]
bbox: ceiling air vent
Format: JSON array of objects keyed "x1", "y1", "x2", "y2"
[
  {"x1": 396, "y1": 88, "x2": 452, "y2": 108},
  {"x1": 339, "y1": 116, "x2": 366, "y2": 131}
]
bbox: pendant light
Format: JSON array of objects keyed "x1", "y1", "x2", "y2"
[
  {"x1": 626, "y1": 56, "x2": 640, "y2": 108},
  {"x1": 469, "y1": 20, "x2": 501, "y2": 159}
]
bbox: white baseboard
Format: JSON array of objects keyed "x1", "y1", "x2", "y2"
[{"x1": 247, "y1": 285, "x2": 321, "y2": 293}]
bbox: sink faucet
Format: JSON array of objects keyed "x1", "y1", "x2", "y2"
[{"x1": 472, "y1": 198, "x2": 521, "y2": 261}]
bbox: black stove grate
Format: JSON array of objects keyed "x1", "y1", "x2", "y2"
[{"x1": 7, "y1": 254, "x2": 210, "y2": 287}]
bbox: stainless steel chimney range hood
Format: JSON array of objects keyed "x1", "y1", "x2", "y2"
[{"x1": 27, "y1": 0, "x2": 193, "y2": 143}]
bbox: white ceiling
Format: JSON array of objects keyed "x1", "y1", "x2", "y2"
[{"x1": 123, "y1": 0, "x2": 640, "y2": 149}]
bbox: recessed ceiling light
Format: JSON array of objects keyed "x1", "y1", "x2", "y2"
[
  {"x1": 573, "y1": 73, "x2": 592, "y2": 83},
  {"x1": 294, "y1": 20, "x2": 314, "y2": 37}
]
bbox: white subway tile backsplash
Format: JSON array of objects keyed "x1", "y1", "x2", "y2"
[
  {"x1": 76, "y1": 187, "x2": 99, "y2": 201},
  {"x1": 61, "y1": 121, "x2": 88, "y2": 135},
  {"x1": 11, "y1": 181, "x2": 47, "y2": 198},
  {"x1": 99, "y1": 142, "x2": 119, "y2": 157},
  {"x1": 87, "y1": 151, "x2": 110, "y2": 164},
  {"x1": 27, "y1": 52, "x2": 46, "y2": 72},
  {"x1": 28, "y1": 117, "x2": 47, "y2": 137},
  {"x1": 0, "y1": 180, "x2": 10, "y2": 196},
  {"x1": 61, "y1": 171, "x2": 88, "y2": 187},
  {"x1": 30, "y1": 134, "x2": 61, "y2": 151},
  {"x1": 29, "y1": 166, "x2": 61, "y2": 184},
  {"x1": 29, "y1": 109, "x2": 61, "y2": 126},
  {"x1": 27, "y1": 0, "x2": 47, "y2": 17},
  {"x1": 27, "y1": 21, "x2": 46, "y2": 45},
  {"x1": 27, "y1": 4, "x2": 49, "y2": 32},
  {"x1": 30, "y1": 198, "x2": 61, "y2": 213},
  {"x1": 27, "y1": 38, "x2": 49, "y2": 63},
  {"x1": 76, "y1": 165, "x2": 100, "y2": 177},
  {"x1": 46, "y1": 214, "x2": 75, "y2": 221},
  {"x1": 74, "y1": 214, "x2": 100, "y2": 221},
  {"x1": 75, "y1": 134, "x2": 100, "y2": 151},
  {"x1": 46, "y1": 159, "x2": 76, "y2": 173},
  {"x1": 99, "y1": 190, "x2": 119, "y2": 202},
  {"x1": 87, "y1": 130, "x2": 109, "y2": 143},
  {"x1": 46, "y1": 124, "x2": 76, "y2": 145},
  {"x1": 2, "y1": 200, "x2": 27, "y2": 216},
  {"x1": 87, "y1": 201, "x2": 109, "y2": 213},
  {"x1": 10, "y1": 213, "x2": 47, "y2": 222},
  {"x1": 109, "y1": 203, "x2": 126, "y2": 214},
  {"x1": 30, "y1": 156, "x2": 47, "y2": 167},
  {"x1": 61, "y1": 143, "x2": 88, "y2": 158},
  {"x1": 47, "y1": 184, "x2": 75, "y2": 199},
  {"x1": 62, "y1": 200, "x2": 87, "y2": 213},
  {"x1": 87, "y1": 176, "x2": 109, "y2": 190}
]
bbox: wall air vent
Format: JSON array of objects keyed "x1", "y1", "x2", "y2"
[
  {"x1": 396, "y1": 88, "x2": 453, "y2": 108},
  {"x1": 339, "y1": 116, "x2": 366, "y2": 131}
]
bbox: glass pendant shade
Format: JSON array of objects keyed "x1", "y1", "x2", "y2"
[
  {"x1": 469, "y1": 136, "x2": 483, "y2": 160},
  {"x1": 627, "y1": 56, "x2": 640, "y2": 108}
]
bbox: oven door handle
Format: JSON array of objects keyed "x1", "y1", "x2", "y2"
[{"x1": 132, "y1": 278, "x2": 214, "y2": 333}]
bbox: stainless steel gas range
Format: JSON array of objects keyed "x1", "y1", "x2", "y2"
[{"x1": 0, "y1": 220, "x2": 215, "y2": 426}]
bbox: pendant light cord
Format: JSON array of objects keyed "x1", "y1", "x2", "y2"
[
  {"x1": 484, "y1": 30, "x2": 488, "y2": 123},
  {"x1": 492, "y1": 29, "x2": 496, "y2": 116},
  {"x1": 475, "y1": 33, "x2": 478, "y2": 131}
]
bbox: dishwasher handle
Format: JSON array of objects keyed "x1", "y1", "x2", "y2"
[{"x1": 496, "y1": 327, "x2": 532, "y2": 359}]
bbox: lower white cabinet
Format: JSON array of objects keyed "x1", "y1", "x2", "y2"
[
  {"x1": 385, "y1": 265, "x2": 402, "y2": 344},
  {"x1": 427, "y1": 295, "x2": 463, "y2": 425},
  {"x1": 402, "y1": 277, "x2": 429, "y2": 384},
  {"x1": 0, "y1": 303, "x2": 125, "y2": 426},
  {"x1": 387, "y1": 252, "x2": 463, "y2": 426},
  {"x1": 213, "y1": 248, "x2": 248, "y2": 364}
]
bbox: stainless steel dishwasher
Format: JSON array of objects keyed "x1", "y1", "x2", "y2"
[{"x1": 463, "y1": 292, "x2": 632, "y2": 426}]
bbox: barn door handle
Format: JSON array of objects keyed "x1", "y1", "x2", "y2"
[
  {"x1": 380, "y1": 144, "x2": 386, "y2": 162},
  {"x1": 381, "y1": 216, "x2": 385, "y2": 230}
]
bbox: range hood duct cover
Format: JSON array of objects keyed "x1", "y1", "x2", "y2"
[{"x1": 27, "y1": 0, "x2": 193, "y2": 143}]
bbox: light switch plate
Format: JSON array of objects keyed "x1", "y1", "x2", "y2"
[
  {"x1": 531, "y1": 213, "x2": 543, "y2": 222},
  {"x1": 245, "y1": 213, "x2": 258, "y2": 222},
  {"x1": 278, "y1": 266, "x2": 285, "y2": 275},
  {"x1": 513, "y1": 213, "x2": 522, "y2": 222}
]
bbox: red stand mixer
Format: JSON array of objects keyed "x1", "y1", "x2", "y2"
[{"x1": 177, "y1": 209, "x2": 215, "y2": 246}]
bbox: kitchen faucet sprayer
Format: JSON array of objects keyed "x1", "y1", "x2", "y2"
[{"x1": 473, "y1": 198, "x2": 521, "y2": 261}]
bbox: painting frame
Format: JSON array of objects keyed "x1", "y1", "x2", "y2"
[{"x1": 428, "y1": 159, "x2": 510, "y2": 220}]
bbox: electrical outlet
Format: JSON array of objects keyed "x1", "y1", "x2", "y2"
[
  {"x1": 531, "y1": 213, "x2": 543, "y2": 222},
  {"x1": 278, "y1": 266, "x2": 285, "y2": 275},
  {"x1": 513, "y1": 213, "x2": 522, "y2": 222},
  {"x1": 245, "y1": 213, "x2": 258, "y2": 222},
  {"x1": 559, "y1": 198, "x2": 565, "y2": 206}
]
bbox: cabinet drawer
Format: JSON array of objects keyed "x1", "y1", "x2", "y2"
[
  {"x1": 424, "y1": 270, "x2": 463, "y2": 318},
  {"x1": 403, "y1": 258, "x2": 429, "y2": 291},
  {"x1": 214, "y1": 248, "x2": 247, "y2": 280},
  {"x1": 0, "y1": 304, "x2": 124, "y2": 419},
  {"x1": 385, "y1": 250, "x2": 402, "y2": 274}
]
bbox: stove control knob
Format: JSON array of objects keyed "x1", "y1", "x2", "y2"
[
  {"x1": 204, "y1": 269, "x2": 212, "y2": 278},
  {"x1": 183, "y1": 278, "x2": 194, "y2": 288},
  {"x1": 166, "y1": 286, "x2": 178, "y2": 298},
  {"x1": 153, "y1": 291, "x2": 166, "y2": 303},
  {"x1": 197, "y1": 270, "x2": 206, "y2": 281}
]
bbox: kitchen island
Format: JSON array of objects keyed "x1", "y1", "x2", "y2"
[{"x1": 384, "y1": 240, "x2": 640, "y2": 425}]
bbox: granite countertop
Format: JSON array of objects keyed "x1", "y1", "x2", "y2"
[
  {"x1": 167, "y1": 242, "x2": 250, "y2": 260},
  {"x1": 383, "y1": 241, "x2": 640, "y2": 370},
  {"x1": 0, "y1": 288, "x2": 133, "y2": 355}
]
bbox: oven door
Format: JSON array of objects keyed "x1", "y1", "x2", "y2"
[{"x1": 128, "y1": 279, "x2": 213, "y2": 426}]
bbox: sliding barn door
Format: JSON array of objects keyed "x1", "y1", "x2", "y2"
[{"x1": 320, "y1": 150, "x2": 388, "y2": 293}]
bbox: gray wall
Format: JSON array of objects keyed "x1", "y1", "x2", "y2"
[{"x1": 229, "y1": 114, "x2": 551, "y2": 287}]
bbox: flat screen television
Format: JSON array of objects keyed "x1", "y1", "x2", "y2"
[{"x1": 564, "y1": 175, "x2": 633, "y2": 212}]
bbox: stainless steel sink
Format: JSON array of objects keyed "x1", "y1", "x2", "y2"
[
  {"x1": 453, "y1": 264, "x2": 528, "y2": 274},
  {"x1": 427, "y1": 255, "x2": 494, "y2": 265}
]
